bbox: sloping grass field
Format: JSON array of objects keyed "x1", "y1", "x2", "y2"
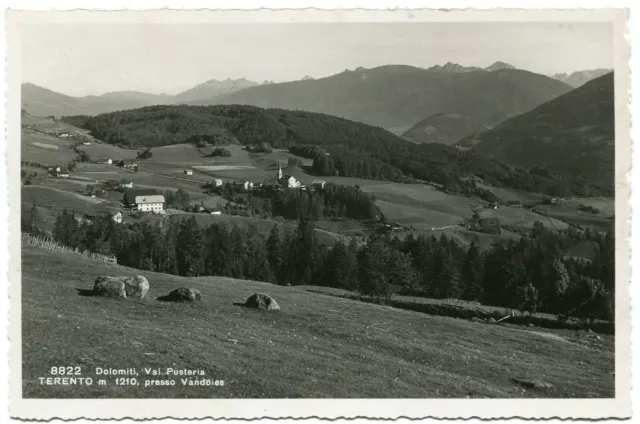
[{"x1": 22, "y1": 247, "x2": 614, "y2": 399}]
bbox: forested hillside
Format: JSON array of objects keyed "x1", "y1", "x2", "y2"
[
  {"x1": 459, "y1": 72, "x2": 615, "y2": 187},
  {"x1": 62, "y1": 104, "x2": 612, "y2": 197}
]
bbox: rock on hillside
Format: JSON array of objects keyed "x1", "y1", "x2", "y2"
[
  {"x1": 245, "y1": 293, "x2": 281, "y2": 311},
  {"x1": 458, "y1": 72, "x2": 614, "y2": 188}
]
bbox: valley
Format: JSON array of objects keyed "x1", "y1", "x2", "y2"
[{"x1": 21, "y1": 113, "x2": 613, "y2": 251}]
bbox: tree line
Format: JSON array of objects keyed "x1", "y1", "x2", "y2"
[
  {"x1": 30, "y1": 208, "x2": 614, "y2": 323},
  {"x1": 208, "y1": 182, "x2": 379, "y2": 220}
]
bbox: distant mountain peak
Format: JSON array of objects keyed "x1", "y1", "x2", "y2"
[
  {"x1": 486, "y1": 61, "x2": 516, "y2": 71},
  {"x1": 551, "y1": 69, "x2": 612, "y2": 88},
  {"x1": 427, "y1": 62, "x2": 482, "y2": 73},
  {"x1": 173, "y1": 77, "x2": 260, "y2": 102},
  {"x1": 301, "y1": 75, "x2": 315, "y2": 81}
]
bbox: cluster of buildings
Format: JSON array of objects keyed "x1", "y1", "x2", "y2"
[{"x1": 220, "y1": 164, "x2": 326, "y2": 193}]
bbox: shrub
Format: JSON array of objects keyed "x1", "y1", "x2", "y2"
[{"x1": 210, "y1": 147, "x2": 232, "y2": 157}]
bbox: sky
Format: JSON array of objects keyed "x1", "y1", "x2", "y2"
[{"x1": 21, "y1": 22, "x2": 613, "y2": 97}]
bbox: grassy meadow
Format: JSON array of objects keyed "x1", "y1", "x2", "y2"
[{"x1": 22, "y1": 247, "x2": 615, "y2": 398}]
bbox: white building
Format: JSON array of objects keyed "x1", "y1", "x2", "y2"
[
  {"x1": 279, "y1": 175, "x2": 301, "y2": 188},
  {"x1": 105, "y1": 159, "x2": 113, "y2": 165},
  {"x1": 134, "y1": 195, "x2": 165, "y2": 213},
  {"x1": 82, "y1": 141, "x2": 91, "y2": 146},
  {"x1": 213, "y1": 178, "x2": 223, "y2": 187},
  {"x1": 184, "y1": 169, "x2": 193, "y2": 175},
  {"x1": 112, "y1": 211, "x2": 123, "y2": 224},
  {"x1": 233, "y1": 181, "x2": 251, "y2": 190}
]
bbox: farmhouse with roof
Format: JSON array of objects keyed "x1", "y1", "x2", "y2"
[
  {"x1": 233, "y1": 180, "x2": 251, "y2": 190},
  {"x1": 50, "y1": 166, "x2": 69, "y2": 178},
  {"x1": 118, "y1": 159, "x2": 138, "y2": 168},
  {"x1": 123, "y1": 189, "x2": 165, "y2": 213}
]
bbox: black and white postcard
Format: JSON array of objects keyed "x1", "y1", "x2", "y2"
[{"x1": 5, "y1": 7, "x2": 631, "y2": 420}]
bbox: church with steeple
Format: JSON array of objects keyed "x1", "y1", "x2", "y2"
[{"x1": 275, "y1": 161, "x2": 301, "y2": 188}]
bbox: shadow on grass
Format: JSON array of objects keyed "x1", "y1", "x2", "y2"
[
  {"x1": 232, "y1": 302, "x2": 250, "y2": 307},
  {"x1": 156, "y1": 294, "x2": 185, "y2": 302},
  {"x1": 76, "y1": 288, "x2": 97, "y2": 297},
  {"x1": 156, "y1": 294, "x2": 203, "y2": 302}
]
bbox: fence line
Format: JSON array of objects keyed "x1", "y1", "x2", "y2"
[{"x1": 22, "y1": 233, "x2": 117, "y2": 264}]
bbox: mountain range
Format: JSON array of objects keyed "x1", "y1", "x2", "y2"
[
  {"x1": 457, "y1": 72, "x2": 614, "y2": 188},
  {"x1": 551, "y1": 69, "x2": 612, "y2": 88},
  {"x1": 195, "y1": 64, "x2": 572, "y2": 139},
  {"x1": 21, "y1": 78, "x2": 269, "y2": 117},
  {"x1": 22, "y1": 63, "x2": 613, "y2": 148}
]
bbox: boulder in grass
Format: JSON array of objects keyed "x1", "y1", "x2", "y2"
[
  {"x1": 165, "y1": 288, "x2": 203, "y2": 302},
  {"x1": 245, "y1": 293, "x2": 280, "y2": 311},
  {"x1": 93, "y1": 276, "x2": 149, "y2": 300},
  {"x1": 124, "y1": 276, "x2": 150, "y2": 300},
  {"x1": 93, "y1": 277, "x2": 127, "y2": 299}
]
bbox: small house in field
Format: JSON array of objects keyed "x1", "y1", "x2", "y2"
[
  {"x1": 118, "y1": 159, "x2": 138, "y2": 168},
  {"x1": 82, "y1": 141, "x2": 91, "y2": 146},
  {"x1": 58, "y1": 133, "x2": 71, "y2": 138},
  {"x1": 184, "y1": 169, "x2": 193, "y2": 175},
  {"x1": 488, "y1": 202, "x2": 499, "y2": 210},
  {"x1": 311, "y1": 179, "x2": 327, "y2": 189},
  {"x1": 53, "y1": 167, "x2": 69, "y2": 178},
  {"x1": 279, "y1": 175, "x2": 301, "y2": 188},
  {"x1": 120, "y1": 179, "x2": 133, "y2": 189},
  {"x1": 233, "y1": 180, "x2": 251, "y2": 191},
  {"x1": 478, "y1": 217, "x2": 501, "y2": 235},
  {"x1": 210, "y1": 210, "x2": 222, "y2": 215},
  {"x1": 212, "y1": 178, "x2": 223, "y2": 187},
  {"x1": 112, "y1": 211, "x2": 123, "y2": 224},
  {"x1": 99, "y1": 158, "x2": 113, "y2": 165}
]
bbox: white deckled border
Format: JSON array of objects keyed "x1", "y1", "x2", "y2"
[{"x1": 3, "y1": 6, "x2": 632, "y2": 421}]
